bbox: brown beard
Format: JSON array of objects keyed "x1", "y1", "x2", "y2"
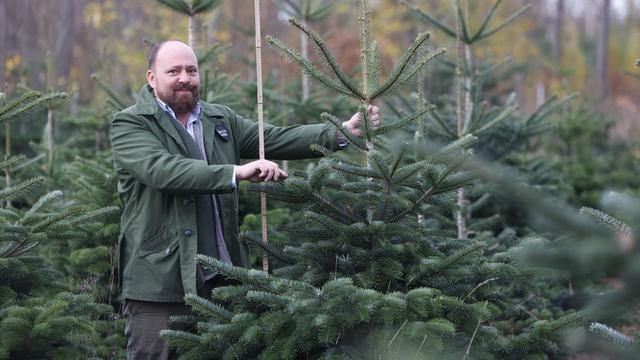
[{"x1": 156, "y1": 83, "x2": 199, "y2": 116}]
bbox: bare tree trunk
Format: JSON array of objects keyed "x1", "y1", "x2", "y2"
[
  {"x1": 553, "y1": 0, "x2": 564, "y2": 65},
  {"x1": 300, "y1": 19, "x2": 310, "y2": 102},
  {"x1": 415, "y1": 49, "x2": 427, "y2": 140},
  {"x1": 625, "y1": 0, "x2": 637, "y2": 99},
  {"x1": 188, "y1": 14, "x2": 197, "y2": 49},
  {"x1": 536, "y1": 82, "x2": 546, "y2": 107},
  {"x1": 47, "y1": 106, "x2": 54, "y2": 170},
  {"x1": 596, "y1": 0, "x2": 611, "y2": 98},
  {"x1": 45, "y1": 52, "x2": 55, "y2": 173},
  {"x1": 455, "y1": 0, "x2": 468, "y2": 241},
  {"x1": 0, "y1": 0, "x2": 6, "y2": 89},
  {"x1": 207, "y1": 8, "x2": 222, "y2": 75},
  {"x1": 463, "y1": 45, "x2": 473, "y2": 132},
  {"x1": 4, "y1": 103, "x2": 11, "y2": 207},
  {"x1": 53, "y1": 0, "x2": 77, "y2": 86},
  {"x1": 283, "y1": 17, "x2": 312, "y2": 174},
  {"x1": 95, "y1": 129, "x2": 104, "y2": 151},
  {"x1": 359, "y1": 0, "x2": 375, "y2": 223}
]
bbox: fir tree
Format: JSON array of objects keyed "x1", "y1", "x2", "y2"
[
  {"x1": 401, "y1": 0, "x2": 578, "y2": 238},
  {"x1": 22, "y1": 75, "x2": 124, "y2": 307},
  {"x1": 39, "y1": 156, "x2": 122, "y2": 304},
  {"x1": 388, "y1": 6, "x2": 582, "y2": 334},
  {"x1": 0, "y1": 90, "x2": 118, "y2": 359},
  {"x1": 155, "y1": 0, "x2": 223, "y2": 49},
  {"x1": 162, "y1": 2, "x2": 582, "y2": 359},
  {"x1": 455, "y1": 147, "x2": 640, "y2": 359},
  {"x1": 0, "y1": 292, "x2": 112, "y2": 360},
  {"x1": 274, "y1": 0, "x2": 339, "y2": 102}
]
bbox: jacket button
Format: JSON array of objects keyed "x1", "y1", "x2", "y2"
[
  {"x1": 182, "y1": 199, "x2": 191, "y2": 206},
  {"x1": 183, "y1": 230, "x2": 193, "y2": 237}
]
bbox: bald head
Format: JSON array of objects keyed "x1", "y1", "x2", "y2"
[{"x1": 148, "y1": 40, "x2": 197, "y2": 71}]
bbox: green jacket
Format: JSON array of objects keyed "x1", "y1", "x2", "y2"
[{"x1": 111, "y1": 85, "x2": 339, "y2": 302}]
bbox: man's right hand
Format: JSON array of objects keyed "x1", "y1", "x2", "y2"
[{"x1": 236, "y1": 159, "x2": 288, "y2": 183}]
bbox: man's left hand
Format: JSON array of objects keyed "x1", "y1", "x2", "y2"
[{"x1": 342, "y1": 105, "x2": 380, "y2": 137}]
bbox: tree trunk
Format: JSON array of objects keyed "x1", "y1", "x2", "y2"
[
  {"x1": 553, "y1": 0, "x2": 564, "y2": 65},
  {"x1": 52, "y1": 0, "x2": 77, "y2": 86},
  {"x1": 536, "y1": 82, "x2": 546, "y2": 108},
  {"x1": 463, "y1": 44, "x2": 473, "y2": 133},
  {"x1": 415, "y1": 49, "x2": 427, "y2": 140},
  {"x1": 0, "y1": 0, "x2": 6, "y2": 89},
  {"x1": 359, "y1": 0, "x2": 374, "y2": 223},
  {"x1": 47, "y1": 106, "x2": 54, "y2": 172},
  {"x1": 188, "y1": 14, "x2": 197, "y2": 49},
  {"x1": 300, "y1": 19, "x2": 310, "y2": 102},
  {"x1": 4, "y1": 120, "x2": 11, "y2": 207},
  {"x1": 455, "y1": 0, "x2": 468, "y2": 240},
  {"x1": 596, "y1": 0, "x2": 610, "y2": 98},
  {"x1": 284, "y1": 17, "x2": 312, "y2": 173},
  {"x1": 207, "y1": 8, "x2": 222, "y2": 74}
]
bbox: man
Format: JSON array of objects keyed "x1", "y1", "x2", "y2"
[{"x1": 110, "y1": 40, "x2": 379, "y2": 359}]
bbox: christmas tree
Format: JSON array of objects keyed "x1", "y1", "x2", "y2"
[
  {"x1": 0, "y1": 90, "x2": 118, "y2": 359},
  {"x1": 162, "y1": 2, "x2": 582, "y2": 359}
]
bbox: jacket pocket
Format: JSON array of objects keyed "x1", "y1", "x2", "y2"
[{"x1": 137, "y1": 223, "x2": 177, "y2": 256}]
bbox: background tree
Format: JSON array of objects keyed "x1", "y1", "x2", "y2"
[
  {"x1": 553, "y1": 0, "x2": 565, "y2": 64},
  {"x1": 0, "y1": 90, "x2": 120, "y2": 360},
  {"x1": 596, "y1": 0, "x2": 612, "y2": 98},
  {"x1": 273, "y1": 0, "x2": 339, "y2": 172},
  {"x1": 156, "y1": 0, "x2": 223, "y2": 49}
]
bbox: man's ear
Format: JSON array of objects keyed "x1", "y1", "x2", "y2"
[{"x1": 146, "y1": 69, "x2": 156, "y2": 89}]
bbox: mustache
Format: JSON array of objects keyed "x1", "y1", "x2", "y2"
[{"x1": 173, "y1": 83, "x2": 197, "y2": 91}]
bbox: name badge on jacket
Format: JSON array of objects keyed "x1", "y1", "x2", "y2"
[{"x1": 215, "y1": 123, "x2": 230, "y2": 142}]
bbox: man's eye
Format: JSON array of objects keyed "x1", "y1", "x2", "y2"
[
  {"x1": 167, "y1": 70, "x2": 177, "y2": 74},
  {"x1": 188, "y1": 69, "x2": 197, "y2": 74}
]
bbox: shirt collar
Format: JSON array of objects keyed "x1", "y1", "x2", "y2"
[{"x1": 155, "y1": 97, "x2": 201, "y2": 127}]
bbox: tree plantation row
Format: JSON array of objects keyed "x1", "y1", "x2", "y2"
[{"x1": 1, "y1": 1, "x2": 639, "y2": 359}]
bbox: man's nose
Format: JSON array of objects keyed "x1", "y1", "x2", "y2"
[{"x1": 177, "y1": 70, "x2": 190, "y2": 83}]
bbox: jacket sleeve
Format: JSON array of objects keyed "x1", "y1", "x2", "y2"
[
  {"x1": 229, "y1": 109, "x2": 340, "y2": 160},
  {"x1": 110, "y1": 111, "x2": 235, "y2": 194}
]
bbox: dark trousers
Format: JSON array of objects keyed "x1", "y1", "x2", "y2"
[
  {"x1": 124, "y1": 300, "x2": 192, "y2": 360},
  {"x1": 123, "y1": 278, "x2": 228, "y2": 360}
]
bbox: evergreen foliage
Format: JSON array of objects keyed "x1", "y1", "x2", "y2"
[
  {"x1": 266, "y1": 10, "x2": 446, "y2": 105},
  {"x1": 0, "y1": 91, "x2": 67, "y2": 125},
  {"x1": 164, "y1": 256, "x2": 485, "y2": 360},
  {"x1": 543, "y1": 105, "x2": 640, "y2": 206},
  {"x1": 91, "y1": 74, "x2": 128, "y2": 113},
  {"x1": 0, "y1": 293, "x2": 111, "y2": 360},
  {"x1": 580, "y1": 206, "x2": 632, "y2": 236},
  {"x1": 457, "y1": 155, "x2": 640, "y2": 358},
  {"x1": 156, "y1": 0, "x2": 222, "y2": 16},
  {"x1": 0, "y1": 91, "x2": 121, "y2": 359},
  {"x1": 154, "y1": 0, "x2": 224, "y2": 49},
  {"x1": 4, "y1": 3, "x2": 639, "y2": 359},
  {"x1": 588, "y1": 322, "x2": 633, "y2": 349},
  {"x1": 39, "y1": 156, "x2": 122, "y2": 304},
  {"x1": 162, "y1": 2, "x2": 582, "y2": 358},
  {"x1": 275, "y1": 0, "x2": 339, "y2": 23}
]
